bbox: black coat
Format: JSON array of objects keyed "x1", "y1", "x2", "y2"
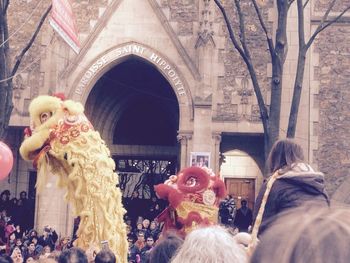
[{"x1": 253, "y1": 169, "x2": 329, "y2": 235}]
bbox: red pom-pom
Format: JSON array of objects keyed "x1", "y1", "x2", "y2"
[{"x1": 53, "y1": 93, "x2": 66, "y2": 101}]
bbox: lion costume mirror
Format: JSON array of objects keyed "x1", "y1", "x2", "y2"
[{"x1": 20, "y1": 94, "x2": 128, "y2": 262}]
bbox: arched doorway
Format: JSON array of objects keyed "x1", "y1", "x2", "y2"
[{"x1": 85, "y1": 57, "x2": 179, "y2": 221}]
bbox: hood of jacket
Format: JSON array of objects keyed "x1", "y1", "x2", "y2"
[{"x1": 277, "y1": 163, "x2": 327, "y2": 196}]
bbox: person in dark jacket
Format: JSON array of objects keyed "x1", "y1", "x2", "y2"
[
  {"x1": 219, "y1": 195, "x2": 236, "y2": 227},
  {"x1": 252, "y1": 139, "x2": 329, "y2": 236},
  {"x1": 234, "y1": 199, "x2": 252, "y2": 232},
  {"x1": 38, "y1": 226, "x2": 58, "y2": 252},
  {"x1": 140, "y1": 236, "x2": 154, "y2": 263}
]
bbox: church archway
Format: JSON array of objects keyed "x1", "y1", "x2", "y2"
[{"x1": 85, "y1": 56, "x2": 179, "y2": 222}]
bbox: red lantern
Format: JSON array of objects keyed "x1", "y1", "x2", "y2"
[{"x1": 0, "y1": 141, "x2": 13, "y2": 180}]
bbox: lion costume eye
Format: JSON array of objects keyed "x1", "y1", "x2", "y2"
[{"x1": 40, "y1": 112, "x2": 52, "y2": 124}]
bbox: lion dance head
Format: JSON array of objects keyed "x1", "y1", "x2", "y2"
[
  {"x1": 20, "y1": 94, "x2": 128, "y2": 262},
  {"x1": 155, "y1": 166, "x2": 226, "y2": 237}
]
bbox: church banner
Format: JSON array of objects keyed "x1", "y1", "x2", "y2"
[{"x1": 49, "y1": 0, "x2": 80, "y2": 53}]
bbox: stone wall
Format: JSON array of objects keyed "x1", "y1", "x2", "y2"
[
  {"x1": 314, "y1": 25, "x2": 350, "y2": 198},
  {"x1": 213, "y1": 1, "x2": 272, "y2": 122},
  {"x1": 7, "y1": 0, "x2": 51, "y2": 115},
  {"x1": 314, "y1": 0, "x2": 350, "y2": 12},
  {"x1": 7, "y1": 0, "x2": 109, "y2": 115}
]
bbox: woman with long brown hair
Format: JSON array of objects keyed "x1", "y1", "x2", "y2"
[{"x1": 252, "y1": 139, "x2": 329, "y2": 237}]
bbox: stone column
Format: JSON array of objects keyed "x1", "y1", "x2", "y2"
[
  {"x1": 35, "y1": 173, "x2": 74, "y2": 237},
  {"x1": 212, "y1": 132, "x2": 222, "y2": 174},
  {"x1": 177, "y1": 132, "x2": 193, "y2": 170}
]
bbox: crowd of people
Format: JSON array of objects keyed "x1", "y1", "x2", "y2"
[
  {"x1": 0, "y1": 139, "x2": 349, "y2": 263},
  {"x1": 0, "y1": 191, "x2": 34, "y2": 233},
  {"x1": 219, "y1": 196, "x2": 253, "y2": 233}
]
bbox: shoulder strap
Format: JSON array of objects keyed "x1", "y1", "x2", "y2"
[{"x1": 247, "y1": 171, "x2": 279, "y2": 255}]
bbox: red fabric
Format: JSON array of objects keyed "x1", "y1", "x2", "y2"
[
  {"x1": 211, "y1": 177, "x2": 227, "y2": 200},
  {"x1": 24, "y1": 127, "x2": 32, "y2": 137},
  {"x1": 177, "y1": 167, "x2": 210, "y2": 194},
  {"x1": 154, "y1": 184, "x2": 183, "y2": 208}
]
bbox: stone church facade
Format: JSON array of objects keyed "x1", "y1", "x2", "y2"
[{"x1": 1, "y1": 0, "x2": 350, "y2": 235}]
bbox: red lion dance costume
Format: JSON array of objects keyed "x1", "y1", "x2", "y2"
[{"x1": 155, "y1": 166, "x2": 226, "y2": 236}]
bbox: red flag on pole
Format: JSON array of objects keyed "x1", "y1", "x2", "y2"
[{"x1": 49, "y1": 0, "x2": 80, "y2": 53}]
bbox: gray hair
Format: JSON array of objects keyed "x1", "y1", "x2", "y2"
[{"x1": 171, "y1": 225, "x2": 247, "y2": 263}]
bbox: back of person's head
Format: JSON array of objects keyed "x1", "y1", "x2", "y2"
[
  {"x1": 94, "y1": 249, "x2": 116, "y2": 263},
  {"x1": 0, "y1": 255, "x2": 13, "y2": 263},
  {"x1": 149, "y1": 232, "x2": 183, "y2": 263},
  {"x1": 171, "y1": 225, "x2": 247, "y2": 263},
  {"x1": 267, "y1": 139, "x2": 304, "y2": 173},
  {"x1": 251, "y1": 206, "x2": 350, "y2": 263},
  {"x1": 58, "y1": 247, "x2": 88, "y2": 263}
]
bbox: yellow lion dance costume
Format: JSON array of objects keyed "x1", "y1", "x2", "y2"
[{"x1": 20, "y1": 94, "x2": 127, "y2": 262}]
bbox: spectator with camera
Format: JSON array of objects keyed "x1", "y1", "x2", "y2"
[{"x1": 38, "y1": 226, "x2": 58, "y2": 252}]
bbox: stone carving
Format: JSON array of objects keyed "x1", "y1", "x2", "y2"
[
  {"x1": 73, "y1": 0, "x2": 108, "y2": 33},
  {"x1": 214, "y1": 103, "x2": 239, "y2": 121},
  {"x1": 178, "y1": 21, "x2": 194, "y2": 35},
  {"x1": 177, "y1": 133, "x2": 193, "y2": 143},
  {"x1": 249, "y1": 105, "x2": 261, "y2": 122},
  {"x1": 168, "y1": 0, "x2": 199, "y2": 21},
  {"x1": 195, "y1": 0, "x2": 215, "y2": 48},
  {"x1": 166, "y1": 0, "x2": 199, "y2": 36},
  {"x1": 237, "y1": 75, "x2": 253, "y2": 105}
]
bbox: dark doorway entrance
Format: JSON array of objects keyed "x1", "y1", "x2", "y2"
[
  {"x1": 86, "y1": 57, "x2": 180, "y2": 223},
  {"x1": 114, "y1": 156, "x2": 175, "y2": 222},
  {"x1": 85, "y1": 57, "x2": 179, "y2": 147}
]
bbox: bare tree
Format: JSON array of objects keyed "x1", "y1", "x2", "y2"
[
  {"x1": 214, "y1": 0, "x2": 350, "y2": 157},
  {"x1": 0, "y1": 1, "x2": 52, "y2": 139}
]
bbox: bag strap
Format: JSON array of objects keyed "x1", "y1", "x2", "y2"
[{"x1": 247, "y1": 171, "x2": 279, "y2": 255}]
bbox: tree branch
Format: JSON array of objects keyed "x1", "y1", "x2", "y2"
[
  {"x1": 288, "y1": 0, "x2": 296, "y2": 7},
  {"x1": 234, "y1": 0, "x2": 250, "y2": 55},
  {"x1": 11, "y1": 4, "x2": 52, "y2": 76},
  {"x1": 275, "y1": 0, "x2": 290, "y2": 64},
  {"x1": 305, "y1": 0, "x2": 336, "y2": 49},
  {"x1": 251, "y1": 0, "x2": 275, "y2": 59},
  {"x1": 306, "y1": 5, "x2": 350, "y2": 50},
  {"x1": 297, "y1": 0, "x2": 306, "y2": 48},
  {"x1": 214, "y1": 0, "x2": 269, "y2": 131},
  {"x1": 303, "y1": 0, "x2": 310, "y2": 9},
  {"x1": 213, "y1": 0, "x2": 248, "y2": 62}
]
